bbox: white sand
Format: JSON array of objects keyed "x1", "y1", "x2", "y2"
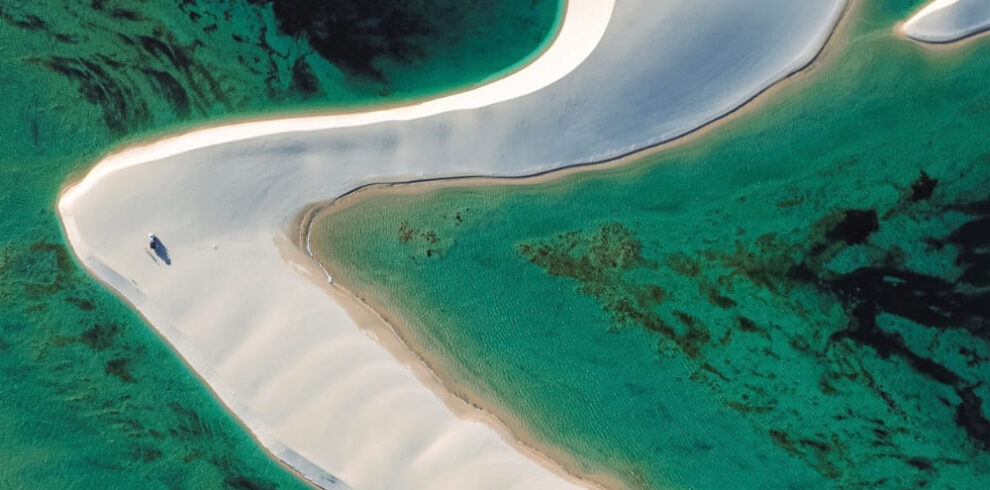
[
  {"x1": 901, "y1": 0, "x2": 990, "y2": 43},
  {"x1": 59, "y1": 1, "x2": 848, "y2": 488}
]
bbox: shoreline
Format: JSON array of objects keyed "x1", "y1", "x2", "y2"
[
  {"x1": 300, "y1": 0, "x2": 862, "y2": 487},
  {"x1": 302, "y1": 0, "x2": 858, "y2": 223},
  {"x1": 58, "y1": 0, "x2": 598, "y2": 207},
  {"x1": 56, "y1": 1, "x2": 612, "y2": 488},
  {"x1": 55, "y1": 2, "x2": 575, "y2": 488},
  {"x1": 895, "y1": 25, "x2": 990, "y2": 52},
  {"x1": 54, "y1": 0, "x2": 860, "y2": 487},
  {"x1": 55, "y1": 0, "x2": 568, "y2": 202},
  {"x1": 276, "y1": 237, "x2": 617, "y2": 489},
  {"x1": 55, "y1": 217, "x2": 332, "y2": 489},
  {"x1": 896, "y1": 0, "x2": 990, "y2": 46}
]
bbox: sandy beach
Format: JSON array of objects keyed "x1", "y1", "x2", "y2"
[{"x1": 58, "y1": 1, "x2": 853, "y2": 488}]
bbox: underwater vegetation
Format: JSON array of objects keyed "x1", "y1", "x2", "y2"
[
  {"x1": 513, "y1": 168, "x2": 990, "y2": 486},
  {"x1": 253, "y1": 0, "x2": 555, "y2": 83}
]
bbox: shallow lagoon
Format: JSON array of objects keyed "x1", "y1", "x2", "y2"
[
  {"x1": 314, "y1": 2, "x2": 990, "y2": 488},
  {"x1": 0, "y1": 0, "x2": 558, "y2": 486}
]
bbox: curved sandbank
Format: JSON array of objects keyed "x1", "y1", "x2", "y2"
[
  {"x1": 901, "y1": 0, "x2": 990, "y2": 43},
  {"x1": 59, "y1": 1, "x2": 847, "y2": 488}
]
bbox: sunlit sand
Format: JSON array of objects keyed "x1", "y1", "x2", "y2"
[{"x1": 902, "y1": 0, "x2": 990, "y2": 43}]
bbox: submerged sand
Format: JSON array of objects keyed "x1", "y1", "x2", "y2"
[{"x1": 900, "y1": 0, "x2": 990, "y2": 44}]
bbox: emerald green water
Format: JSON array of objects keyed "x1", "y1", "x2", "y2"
[
  {"x1": 0, "y1": 0, "x2": 558, "y2": 487},
  {"x1": 314, "y1": 3, "x2": 990, "y2": 488}
]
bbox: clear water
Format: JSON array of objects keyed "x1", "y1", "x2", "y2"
[
  {"x1": 313, "y1": 2, "x2": 990, "y2": 488},
  {"x1": 0, "y1": 0, "x2": 559, "y2": 487}
]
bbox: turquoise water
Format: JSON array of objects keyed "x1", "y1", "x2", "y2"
[
  {"x1": 314, "y1": 2, "x2": 990, "y2": 488},
  {"x1": 0, "y1": 1, "x2": 559, "y2": 487}
]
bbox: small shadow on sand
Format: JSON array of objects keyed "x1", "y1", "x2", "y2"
[{"x1": 150, "y1": 237, "x2": 171, "y2": 265}]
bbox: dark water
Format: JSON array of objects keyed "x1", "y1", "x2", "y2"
[
  {"x1": 0, "y1": 0, "x2": 559, "y2": 487},
  {"x1": 313, "y1": 2, "x2": 990, "y2": 488}
]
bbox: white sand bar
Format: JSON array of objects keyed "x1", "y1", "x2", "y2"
[
  {"x1": 902, "y1": 0, "x2": 990, "y2": 43},
  {"x1": 59, "y1": 1, "x2": 847, "y2": 488}
]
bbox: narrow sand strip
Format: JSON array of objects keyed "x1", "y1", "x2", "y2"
[
  {"x1": 901, "y1": 0, "x2": 990, "y2": 43},
  {"x1": 59, "y1": 1, "x2": 847, "y2": 488}
]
